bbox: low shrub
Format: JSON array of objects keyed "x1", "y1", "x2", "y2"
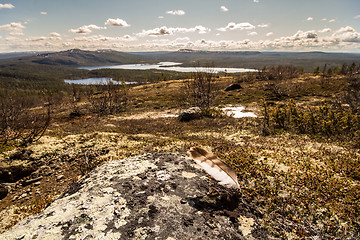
[{"x1": 262, "y1": 100, "x2": 360, "y2": 145}]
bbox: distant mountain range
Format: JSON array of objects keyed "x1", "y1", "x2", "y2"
[{"x1": 1, "y1": 49, "x2": 359, "y2": 72}]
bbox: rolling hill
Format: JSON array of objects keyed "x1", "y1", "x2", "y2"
[{"x1": 1, "y1": 49, "x2": 360, "y2": 72}]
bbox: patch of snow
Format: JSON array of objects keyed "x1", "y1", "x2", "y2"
[
  {"x1": 222, "y1": 106, "x2": 257, "y2": 118},
  {"x1": 162, "y1": 114, "x2": 178, "y2": 118}
]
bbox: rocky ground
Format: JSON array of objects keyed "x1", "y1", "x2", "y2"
[
  {"x1": 1, "y1": 153, "x2": 269, "y2": 240},
  {"x1": 0, "y1": 75, "x2": 359, "y2": 239}
]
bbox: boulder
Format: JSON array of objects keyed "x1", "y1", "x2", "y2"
[
  {"x1": 178, "y1": 107, "x2": 202, "y2": 121},
  {"x1": 0, "y1": 165, "x2": 35, "y2": 183},
  {"x1": 225, "y1": 84, "x2": 242, "y2": 91},
  {"x1": 0, "y1": 153, "x2": 268, "y2": 239},
  {"x1": 0, "y1": 185, "x2": 8, "y2": 200}
]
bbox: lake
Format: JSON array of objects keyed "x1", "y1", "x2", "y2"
[
  {"x1": 79, "y1": 62, "x2": 257, "y2": 73},
  {"x1": 64, "y1": 77, "x2": 137, "y2": 85},
  {"x1": 66, "y1": 62, "x2": 257, "y2": 85}
]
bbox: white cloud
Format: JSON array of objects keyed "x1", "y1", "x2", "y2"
[
  {"x1": 158, "y1": 16, "x2": 164, "y2": 19},
  {"x1": 257, "y1": 23, "x2": 269, "y2": 28},
  {"x1": 292, "y1": 30, "x2": 318, "y2": 39},
  {"x1": 26, "y1": 32, "x2": 61, "y2": 42},
  {"x1": 335, "y1": 26, "x2": 356, "y2": 34},
  {"x1": 166, "y1": 10, "x2": 185, "y2": 16},
  {"x1": 73, "y1": 34, "x2": 137, "y2": 42},
  {"x1": 137, "y1": 25, "x2": 210, "y2": 37},
  {"x1": 253, "y1": 0, "x2": 259, "y2": 3},
  {"x1": 0, "y1": 22, "x2": 25, "y2": 35},
  {"x1": 5, "y1": 36, "x2": 20, "y2": 42},
  {"x1": 138, "y1": 27, "x2": 171, "y2": 36},
  {"x1": 248, "y1": 32, "x2": 257, "y2": 36},
  {"x1": 218, "y1": 22, "x2": 255, "y2": 31},
  {"x1": 329, "y1": 19, "x2": 336, "y2": 23},
  {"x1": 322, "y1": 18, "x2": 327, "y2": 21},
  {"x1": 105, "y1": 18, "x2": 130, "y2": 27},
  {"x1": 40, "y1": 12, "x2": 47, "y2": 15},
  {"x1": 318, "y1": 28, "x2": 331, "y2": 33},
  {"x1": 26, "y1": 36, "x2": 49, "y2": 41},
  {"x1": 50, "y1": 32, "x2": 61, "y2": 37},
  {"x1": 220, "y1": 6, "x2": 228, "y2": 12},
  {"x1": 331, "y1": 26, "x2": 360, "y2": 43},
  {"x1": 307, "y1": 17, "x2": 313, "y2": 21},
  {"x1": 0, "y1": 3, "x2": 14, "y2": 9},
  {"x1": 266, "y1": 32, "x2": 274, "y2": 37},
  {"x1": 355, "y1": 15, "x2": 360, "y2": 19},
  {"x1": 69, "y1": 24, "x2": 106, "y2": 34}
]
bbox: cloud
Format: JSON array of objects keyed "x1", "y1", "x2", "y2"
[
  {"x1": 50, "y1": 32, "x2": 61, "y2": 37},
  {"x1": 248, "y1": 32, "x2": 257, "y2": 36},
  {"x1": 26, "y1": 36, "x2": 50, "y2": 41},
  {"x1": 69, "y1": 24, "x2": 106, "y2": 34},
  {"x1": 307, "y1": 17, "x2": 313, "y2": 21},
  {"x1": 335, "y1": 26, "x2": 356, "y2": 34},
  {"x1": 220, "y1": 6, "x2": 228, "y2": 12},
  {"x1": 253, "y1": 0, "x2": 259, "y2": 3},
  {"x1": 292, "y1": 30, "x2": 318, "y2": 39},
  {"x1": 73, "y1": 34, "x2": 137, "y2": 42},
  {"x1": 0, "y1": 22, "x2": 25, "y2": 35},
  {"x1": 158, "y1": 16, "x2": 164, "y2": 19},
  {"x1": 139, "y1": 27, "x2": 171, "y2": 36},
  {"x1": 257, "y1": 23, "x2": 269, "y2": 28},
  {"x1": 218, "y1": 22, "x2": 255, "y2": 31},
  {"x1": 266, "y1": 32, "x2": 274, "y2": 37},
  {"x1": 331, "y1": 26, "x2": 360, "y2": 43},
  {"x1": 0, "y1": 3, "x2": 14, "y2": 9},
  {"x1": 105, "y1": 18, "x2": 130, "y2": 27},
  {"x1": 26, "y1": 32, "x2": 61, "y2": 42},
  {"x1": 137, "y1": 25, "x2": 210, "y2": 37},
  {"x1": 166, "y1": 10, "x2": 185, "y2": 16},
  {"x1": 41, "y1": 12, "x2": 47, "y2": 15},
  {"x1": 355, "y1": 15, "x2": 360, "y2": 19},
  {"x1": 329, "y1": 19, "x2": 336, "y2": 23},
  {"x1": 318, "y1": 28, "x2": 331, "y2": 33}
]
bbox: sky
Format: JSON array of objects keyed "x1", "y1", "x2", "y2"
[{"x1": 0, "y1": 0, "x2": 360, "y2": 53}]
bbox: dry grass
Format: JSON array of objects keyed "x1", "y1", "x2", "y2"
[{"x1": 1, "y1": 74, "x2": 359, "y2": 238}]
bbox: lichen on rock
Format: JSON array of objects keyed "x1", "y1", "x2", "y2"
[{"x1": 1, "y1": 153, "x2": 267, "y2": 239}]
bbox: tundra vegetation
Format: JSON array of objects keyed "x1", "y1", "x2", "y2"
[{"x1": 0, "y1": 58, "x2": 359, "y2": 239}]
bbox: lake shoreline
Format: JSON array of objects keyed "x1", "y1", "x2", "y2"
[{"x1": 78, "y1": 62, "x2": 257, "y2": 73}]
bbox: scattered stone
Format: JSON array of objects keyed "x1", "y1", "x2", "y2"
[
  {"x1": 56, "y1": 175, "x2": 64, "y2": 181},
  {"x1": 22, "y1": 177, "x2": 43, "y2": 187},
  {"x1": 1, "y1": 182, "x2": 16, "y2": 191},
  {"x1": 20, "y1": 193, "x2": 27, "y2": 199},
  {"x1": 178, "y1": 107, "x2": 202, "y2": 122},
  {"x1": 225, "y1": 83, "x2": 242, "y2": 91}
]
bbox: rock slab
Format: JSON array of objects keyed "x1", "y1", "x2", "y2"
[
  {"x1": 1, "y1": 153, "x2": 266, "y2": 240},
  {"x1": 178, "y1": 107, "x2": 202, "y2": 121}
]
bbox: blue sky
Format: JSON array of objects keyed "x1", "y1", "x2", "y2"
[{"x1": 0, "y1": 0, "x2": 359, "y2": 52}]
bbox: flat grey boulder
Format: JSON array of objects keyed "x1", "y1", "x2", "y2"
[
  {"x1": 1, "y1": 153, "x2": 267, "y2": 240},
  {"x1": 178, "y1": 107, "x2": 202, "y2": 121}
]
